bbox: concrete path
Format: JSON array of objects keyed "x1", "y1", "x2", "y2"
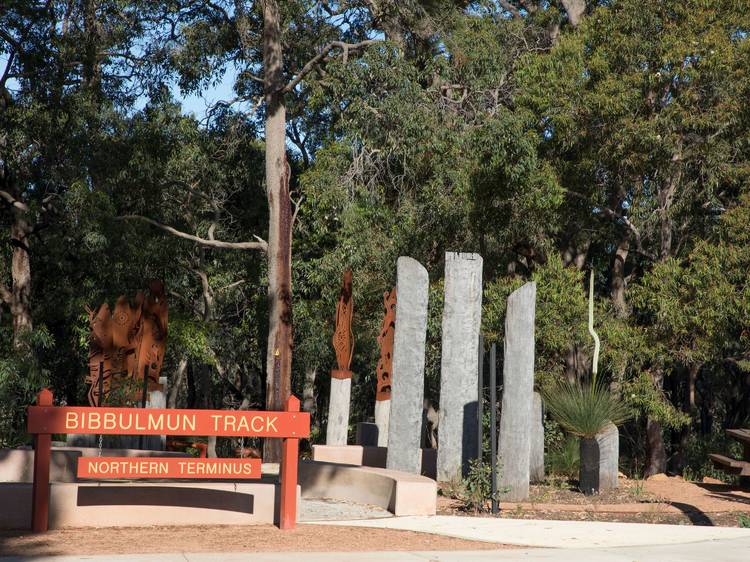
[
  {"x1": 4, "y1": 539, "x2": 750, "y2": 562},
  {"x1": 312, "y1": 515, "x2": 750, "y2": 548},
  {"x1": 299, "y1": 497, "x2": 392, "y2": 521}
]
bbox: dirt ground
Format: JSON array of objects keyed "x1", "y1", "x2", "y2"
[
  {"x1": 438, "y1": 475, "x2": 750, "y2": 527},
  {"x1": 0, "y1": 525, "x2": 513, "y2": 557}
]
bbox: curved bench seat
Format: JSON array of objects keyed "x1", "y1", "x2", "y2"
[{"x1": 298, "y1": 460, "x2": 436, "y2": 516}]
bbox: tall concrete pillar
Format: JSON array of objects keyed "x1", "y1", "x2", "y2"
[
  {"x1": 386, "y1": 257, "x2": 429, "y2": 474},
  {"x1": 374, "y1": 400, "x2": 390, "y2": 447},
  {"x1": 326, "y1": 376, "x2": 351, "y2": 445},
  {"x1": 497, "y1": 282, "x2": 536, "y2": 500},
  {"x1": 530, "y1": 391, "x2": 545, "y2": 483},
  {"x1": 437, "y1": 252, "x2": 483, "y2": 481}
]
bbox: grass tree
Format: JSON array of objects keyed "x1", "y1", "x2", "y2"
[{"x1": 543, "y1": 271, "x2": 630, "y2": 494}]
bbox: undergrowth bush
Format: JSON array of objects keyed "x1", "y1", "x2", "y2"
[{"x1": 546, "y1": 436, "x2": 580, "y2": 479}]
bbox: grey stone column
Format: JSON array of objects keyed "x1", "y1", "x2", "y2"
[
  {"x1": 497, "y1": 282, "x2": 536, "y2": 501},
  {"x1": 326, "y1": 377, "x2": 352, "y2": 446},
  {"x1": 374, "y1": 399, "x2": 390, "y2": 447},
  {"x1": 437, "y1": 252, "x2": 483, "y2": 481},
  {"x1": 530, "y1": 391, "x2": 545, "y2": 483},
  {"x1": 596, "y1": 422, "x2": 619, "y2": 490},
  {"x1": 386, "y1": 257, "x2": 429, "y2": 474}
]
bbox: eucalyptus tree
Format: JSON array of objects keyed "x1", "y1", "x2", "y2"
[
  {"x1": 518, "y1": 0, "x2": 750, "y2": 473},
  {"x1": 0, "y1": 1, "x2": 176, "y2": 348}
]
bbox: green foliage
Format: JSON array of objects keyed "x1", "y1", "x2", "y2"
[
  {"x1": 543, "y1": 380, "x2": 632, "y2": 438},
  {"x1": 739, "y1": 514, "x2": 750, "y2": 528},
  {"x1": 0, "y1": 328, "x2": 53, "y2": 447},
  {"x1": 445, "y1": 458, "x2": 509, "y2": 514},
  {"x1": 484, "y1": 254, "x2": 588, "y2": 386},
  {"x1": 1, "y1": 0, "x2": 750, "y2": 481},
  {"x1": 546, "y1": 436, "x2": 581, "y2": 480}
]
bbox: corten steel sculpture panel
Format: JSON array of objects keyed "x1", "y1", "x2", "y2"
[
  {"x1": 376, "y1": 287, "x2": 396, "y2": 401},
  {"x1": 85, "y1": 281, "x2": 168, "y2": 406},
  {"x1": 330, "y1": 269, "x2": 354, "y2": 380}
]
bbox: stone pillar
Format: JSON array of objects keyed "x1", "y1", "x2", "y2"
[
  {"x1": 374, "y1": 400, "x2": 390, "y2": 447},
  {"x1": 386, "y1": 257, "x2": 429, "y2": 474},
  {"x1": 143, "y1": 376, "x2": 168, "y2": 450},
  {"x1": 437, "y1": 252, "x2": 483, "y2": 481},
  {"x1": 596, "y1": 422, "x2": 619, "y2": 491},
  {"x1": 497, "y1": 282, "x2": 536, "y2": 501},
  {"x1": 530, "y1": 391, "x2": 544, "y2": 483},
  {"x1": 355, "y1": 422, "x2": 379, "y2": 447},
  {"x1": 326, "y1": 375, "x2": 351, "y2": 445}
]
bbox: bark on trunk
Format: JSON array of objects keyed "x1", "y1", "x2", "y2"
[
  {"x1": 645, "y1": 416, "x2": 667, "y2": 476},
  {"x1": 610, "y1": 235, "x2": 629, "y2": 318},
  {"x1": 10, "y1": 209, "x2": 32, "y2": 348},
  {"x1": 675, "y1": 363, "x2": 700, "y2": 473},
  {"x1": 262, "y1": 0, "x2": 293, "y2": 463},
  {"x1": 579, "y1": 437, "x2": 600, "y2": 495},
  {"x1": 561, "y1": 0, "x2": 586, "y2": 27},
  {"x1": 167, "y1": 356, "x2": 188, "y2": 409},
  {"x1": 302, "y1": 365, "x2": 317, "y2": 429}
]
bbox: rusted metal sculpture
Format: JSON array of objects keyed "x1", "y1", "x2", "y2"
[
  {"x1": 85, "y1": 281, "x2": 168, "y2": 406},
  {"x1": 330, "y1": 269, "x2": 354, "y2": 380},
  {"x1": 376, "y1": 287, "x2": 397, "y2": 401}
]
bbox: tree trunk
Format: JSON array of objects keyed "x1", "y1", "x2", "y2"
[
  {"x1": 262, "y1": 0, "x2": 293, "y2": 463},
  {"x1": 302, "y1": 365, "x2": 317, "y2": 429},
  {"x1": 167, "y1": 356, "x2": 188, "y2": 409},
  {"x1": 645, "y1": 417, "x2": 667, "y2": 476},
  {"x1": 645, "y1": 369, "x2": 668, "y2": 477},
  {"x1": 10, "y1": 209, "x2": 32, "y2": 348},
  {"x1": 610, "y1": 235, "x2": 629, "y2": 318},
  {"x1": 579, "y1": 437, "x2": 600, "y2": 495},
  {"x1": 561, "y1": 0, "x2": 586, "y2": 27},
  {"x1": 675, "y1": 363, "x2": 700, "y2": 474}
]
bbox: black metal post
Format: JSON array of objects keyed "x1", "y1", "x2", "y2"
[
  {"x1": 490, "y1": 342, "x2": 498, "y2": 514},
  {"x1": 477, "y1": 335, "x2": 484, "y2": 462},
  {"x1": 139, "y1": 365, "x2": 149, "y2": 449}
]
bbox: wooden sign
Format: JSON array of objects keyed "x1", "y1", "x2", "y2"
[
  {"x1": 27, "y1": 406, "x2": 309, "y2": 438},
  {"x1": 27, "y1": 390, "x2": 305, "y2": 533},
  {"x1": 77, "y1": 457, "x2": 261, "y2": 480}
]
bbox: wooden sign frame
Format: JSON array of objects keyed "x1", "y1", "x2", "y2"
[{"x1": 27, "y1": 389, "x2": 308, "y2": 533}]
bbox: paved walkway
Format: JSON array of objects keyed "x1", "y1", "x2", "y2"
[
  {"x1": 4, "y1": 539, "x2": 750, "y2": 562},
  {"x1": 312, "y1": 515, "x2": 750, "y2": 548}
]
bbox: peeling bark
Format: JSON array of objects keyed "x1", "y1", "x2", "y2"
[
  {"x1": 645, "y1": 370, "x2": 667, "y2": 476},
  {"x1": 262, "y1": 0, "x2": 293, "y2": 463}
]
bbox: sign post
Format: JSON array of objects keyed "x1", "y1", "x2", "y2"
[
  {"x1": 27, "y1": 389, "x2": 309, "y2": 532},
  {"x1": 280, "y1": 395, "x2": 300, "y2": 529},
  {"x1": 31, "y1": 389, "x2": 53, "y2": 533}
]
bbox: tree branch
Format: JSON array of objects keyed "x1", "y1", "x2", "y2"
[
  {"x1": 116, "y1": 215, "x2": 268, "y2": 251},
  {"x1": 0, "y1": 190, "x2": 30, "y2": 212},
  {"x1": 282, "y1": 39, "x2": 381, "y2": 93},
  {"x1": 563, "y1": 190, "x2": 657, "y2": 261},
  {"x1": 498, "y1": 0, "x2": 522, "y2": 18}
]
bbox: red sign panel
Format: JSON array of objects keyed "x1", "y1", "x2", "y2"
[
  {"x1": 27, "y1": 406, "x2": 309, "y2": 438},
  {"x1": 77, "y1": 457, "x2": 261, "y2": 480}
]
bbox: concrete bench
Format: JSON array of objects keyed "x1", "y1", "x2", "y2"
[{"x1": 298, "y1": 460, "x2": 436, "y2": 516}]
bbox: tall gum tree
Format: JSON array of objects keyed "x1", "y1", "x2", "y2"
[{"x1": 168, "y1": 0, "x2": 380, "y2": 460}]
